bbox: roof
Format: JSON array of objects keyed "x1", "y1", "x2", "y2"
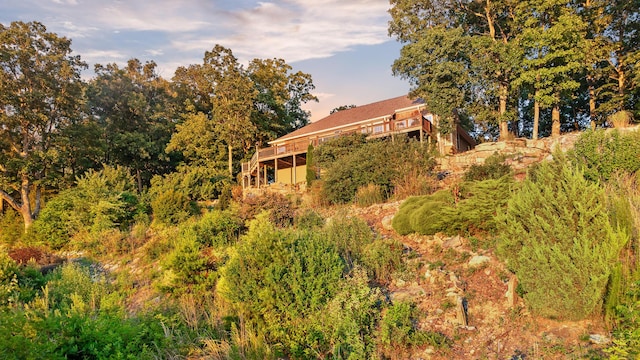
[{"x1": 270, "y1": 95, "x2": 425, "y2": 144}]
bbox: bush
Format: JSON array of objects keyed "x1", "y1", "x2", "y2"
[
  {"x1": 218, "y1": 213, "x2": 345, "y2": 356},
  {"x1": 463, "y1": 152, "x2": 512, "y2": 181},
  {"x1": 0, "y1": 209, "x2": 23, "y2": 245},
  {"x1": 151, "y1": 189, "x2": 198, "y2": 226},
  {"x1": 571, "y1": 129, "x2": 640, "y2": 182},
  {"x1": 31, "y1": 166, "x2": 143, "y2": 249},
  {"x1": 189, "y1": 210, "x2": 243, "y2": 247},
  {"x1": 496, "y1": 156, "x2": 628, "y2": 320},
  {"x1": 361, "y1": 238, "x2": 404, "y2": 284},
  {"x1": 239, "y1": 192, "x2": 295, "y2": 228},
  {"x1": 392, "y1": 190, "x2": 455, "y2": 236},
  {"x1": 149, "y1": 165, "x2": 231, "y2": 202},
  {"x1": 379, "y1": 301, "x2": 448, "y2": 357},
  {"x1": 325, "y1": 215, "x2": 374, "y2": 270},
  {"x1": 317, "y1": 136, "x2": 436, "y2": 204},
  {"x1": 294, "y1": 209, "x2": 325, "y2": 230}
]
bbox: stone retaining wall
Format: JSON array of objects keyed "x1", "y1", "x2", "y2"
[{"x1": 438, "y1": 126, "x2": 640, "y2": 175}]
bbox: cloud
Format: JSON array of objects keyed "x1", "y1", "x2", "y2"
[{"x1": 2, "y1": 0, "x2": 394, "y2": 75}]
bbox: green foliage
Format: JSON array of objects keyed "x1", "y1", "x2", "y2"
[
  {"x1": 496, "y1": 157, "x2": 628, "y2": 320},
  {"x1": 218, "y1": 213, "x2": 346, "y2": 356},
  {"x1": 149, "y1": 165, "x2": 231, "y2": 202},
  {"x1": 463, "y1": 152, "x2": 513, "y2": 181},
  {"x1": 393, "y1": 177, "x2": 514, "y2": 236},
  {"x1": 31, "y1": 166, "x2": 142, "y2": 249},
  {"x1": 306, "y1": 143, "x2": 316, "y2": 187},
  {"x1": 606, "y1": 280, "x2": 640, "y2": 359},
  {"x1": 0, "y1": 208, "x2": 23, "y2": 245},
  {"x1": 379, "y1": 301, "x2": 449, "y2": 357},
  {"x1": 151, "y1": 189, "x2": 198, "y2": 226},
  {"x1": 317, "y1": 136, "x2": 436, "y2": 204},
  {"x1": 294, "y1": 209, "x2": 325, "y2": 231},
  {"x1": 0, "y1": 262, "x2": 169, "y2": 359},
  {"x1": 571, "y1": 129, "x2": 640, "y2": 182},
  {"x1": 325, "y1": 215, "x2": 375, "y2": 270},
  {"x1": 317, "y1": 267, "x2": 382, "y2": 359},
  {"x1": 188, "y1": 209, "x2": 243, "y2": 247},
  {"x1": 361, "y1": 238, "x2": 404, "y2": 284},
  {"x1": 409, "y1": 192, "x2": 457, "y2": 236}
]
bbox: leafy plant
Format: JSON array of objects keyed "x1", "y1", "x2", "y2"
[{"x1": 463, "y1": 152, "x2": 512, "y2": 181}]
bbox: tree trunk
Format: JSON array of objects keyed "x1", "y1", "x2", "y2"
[
  {"x1": 499, "y1": 84, "x2": 509, "y2": 140},
  {"x1": 551, "y1": 104, "x2": 561, "y2": 137},
  {"x1": 228, "y1": 144, "x2": 233, "y2": 177},
  {"x1": 533, "y1": 92, "x2": 540, "y2": 140},
  {"x1": 589, "y1": 82, "x2": 597, "y2": 130}
]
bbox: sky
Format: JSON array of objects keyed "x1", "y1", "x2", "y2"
[{"x1": 1, "y1": 0, "x2": 411, "y2": 121}]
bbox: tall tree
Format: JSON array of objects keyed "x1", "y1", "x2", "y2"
[
  {"x1": 0, "y1": 21, "x2": 86, "y2": 230},
  {"x1": 515, "y1": 0, "x2": 586, "y2": 137},
  {"x1": 389, "y1": 0, "x2": 522, "y2": 139},
  {"x1": 598, "y1": 0, "x2": 639, "y2": 122},
  {"x1": 204, "y1": 45, "x2": 257, "y2": 176},
  {"x1": 248, "y1": 58, "x2": 317, "y2": 145},
  {"x1": 87, "y1": 59, "x2": 178, "y2": 192}
]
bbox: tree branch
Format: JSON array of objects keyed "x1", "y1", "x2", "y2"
[{"x1": 0, "y1": 189, "x2": 21, "y2": 212}]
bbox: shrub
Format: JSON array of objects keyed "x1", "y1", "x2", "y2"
[
  {"x1": 306, "y1": 143, "x2": 316, "y2": 187},
  {"x1": 218, "y1": 213, "x2": 345, "y2": 356},
  {"x1": 294, "y1": 209, "x2": 325, "y2": 230},
  {"x1": 0, "y1": 209, "x2": 23, "y2": 245},
  {"x1": 151, "y1": 189, "x2": 198, "y2": 226},
  {"x1": 193, "y1": 210, "x2": 243, "y2": 247},
  {"x1": 392, "y1": 196, "x2": 432, "y2": 235},
  {"x1": 325, "y1": 215, "x2": 374, "y2": 270},
  {"x1": 355, "y1": 183, "x2": 385, "y2": 207},
  {"x1": 379, "y1": 301, "x2": 448, "y2": 357},
  {"x1": 571, "y1": 129, "x2": 640, "y2": 182},
  {"x1": 361, "y1": 238, "x2": 404, "y2": 284},
  {"x1": 239, "y1": 192, "x2": 295, "y2": 228},
  {"x1": 463, "y1": 152, "x2": 512, "y2": 181},
  {"x1": 31, "y1": 166, "x2": 143, "y2": 249},
  {"x1": 496, "y1": 156, "x2": 628, "y2": 320},
  {"x1": 149, "y1": 165, "x2": 231, "y2": 202},
  {"x1": 317, "y1": 136, "x2": 436, "y2": 204}
]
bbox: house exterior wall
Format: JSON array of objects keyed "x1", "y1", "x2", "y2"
[{"x1": 276, "y1": 165, "x2": 307, "y2": 185}]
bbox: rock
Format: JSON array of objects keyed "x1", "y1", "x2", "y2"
[
  {"x1": 589, "y1": 334, "x2": 610, "y2": 345},
  {"x1": 443, "y1": 235, "x2": 463, "y2": 248},
  {"x1": 381, "y1": 215, "x2": 394, "y2": 231},
  {"x1": 468, "y1": 255, "x2": 490, "y2": 267}
]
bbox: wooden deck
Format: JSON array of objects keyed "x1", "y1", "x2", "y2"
[{"x1": 241, "y1": 115, "x2": 433, "y2": 179}]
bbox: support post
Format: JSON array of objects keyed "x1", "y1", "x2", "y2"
[
  {"x1": 293, "y1": 155, "x2": 297, "y2": 185},
  {"x1": 264, "y1": 165, "x2": 267, "y2": 187},
  {"x1": 274, "y1": 159, "x2": 278, "y2": 184}
]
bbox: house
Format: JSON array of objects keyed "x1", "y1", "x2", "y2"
[{"x1": 241, "y1": 95, "x2": 475, "y2": 189}]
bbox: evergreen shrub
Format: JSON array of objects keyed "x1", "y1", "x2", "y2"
[
  {"x1": 496, "y1": 156, "x2": 628, "y2": 320},
  {"x1": 151, "y1": 189, "x2": 198, "y2": 225}
]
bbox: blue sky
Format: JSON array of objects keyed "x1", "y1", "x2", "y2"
[{"x1": 1, "y1": 0, "x2": 410, "y2": 121}]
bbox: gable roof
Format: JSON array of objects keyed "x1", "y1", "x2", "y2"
[{"x1": 270, "y1": 95, "x2": 425, "y2": 144}]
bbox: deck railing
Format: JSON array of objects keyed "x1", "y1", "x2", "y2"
[{"x1": 242, "y1": 115, "x2": 433, "y2": 177}]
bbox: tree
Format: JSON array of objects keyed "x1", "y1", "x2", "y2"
[
  {"x1": 0, "y1": 21, "x2": 86, "y2": 230},
  {"x1": 330, "y1": 104, "x2": 357, "y2": 114},
  {"x1": 86, "y1": 59, "x2": 178, "y2": 192},
  {"x1": 248, "y1": 58, "x2": 317, "y2": 145},
  {"x1": 597, "y1": 0, "x2": 640, "y2": 122},
  {"x1": 515, "y1": 0, "x2": 587, "y2": 137},
  {"x1": 203, "y1": 45, "x2": 257, "y2": 177},
  {"x1": 389, "y1": 0, "x2": 522, "y2": 139}
]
